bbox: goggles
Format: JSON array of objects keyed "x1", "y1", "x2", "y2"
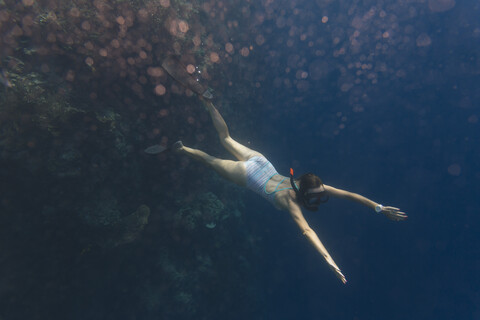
[{"x1": 304, "y1": 186, "x2": 329, "y2": 208}]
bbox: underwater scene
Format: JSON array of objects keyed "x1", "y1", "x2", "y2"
[{"x1": 0, "y1": 0, "x2": 478, "y2": 319}]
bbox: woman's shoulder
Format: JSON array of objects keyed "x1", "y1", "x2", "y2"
[{"x1": 274, "y1": 189, "x2": 297, "y2": 211}]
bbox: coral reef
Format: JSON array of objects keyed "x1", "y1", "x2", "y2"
[
  {"x1": 0, "y1": 0, "x2": 263, "y2": 319},
  {"x1": 173, "y1": 192, "x2": 227, "y2": 230}
]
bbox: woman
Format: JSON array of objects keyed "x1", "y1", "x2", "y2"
[{"x1": 173, "y1": 99, "x2": 407, "y2": 284}]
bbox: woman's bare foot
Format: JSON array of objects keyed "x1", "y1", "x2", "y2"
[{"x1": 172, "y1": 141, "x2": 184, "y2": 152}]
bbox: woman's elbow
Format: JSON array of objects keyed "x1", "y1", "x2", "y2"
[{"x1": 301, "y1": 227, "x2": 313, "y2": 236}]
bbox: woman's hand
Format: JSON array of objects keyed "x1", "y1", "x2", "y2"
[
  {"x1": 329, "y1": 263, "x2": 347, "y2": 284},
  {"x1": 380, "y1": 206, "x2": 408, "y2": 221}
]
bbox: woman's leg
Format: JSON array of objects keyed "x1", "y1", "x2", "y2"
[
  {"x1": 203, "y1": 100, "x2": 263, "y2": 161},
  {"x1": 176, "y1": 143, "x2": 246, "y2": 187}
]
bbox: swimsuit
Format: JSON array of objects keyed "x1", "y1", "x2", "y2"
[{"x1": 244, "y1": 156, "x2": 293, "y2": 204}]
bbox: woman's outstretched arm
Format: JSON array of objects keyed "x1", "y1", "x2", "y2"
[
  {"x1": 324, "y1": 185, "x2": 408, "y2": 221},
  {"x1": 287, "y1": 199, "x2": 347, "y2": 284}
]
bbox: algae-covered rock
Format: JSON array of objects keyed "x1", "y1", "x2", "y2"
[
  {"x1": 98, "y1": 204, "x2": 150, "y2": 248},
  {"x1": 174, "y1": 192, "x2": 227, "y2": 230},
  {"x1": 118, "y1": 204, "x2": 151, "y2": 245}
]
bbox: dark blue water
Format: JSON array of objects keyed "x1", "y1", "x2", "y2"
[{"x1": 0, "y1": 0, "x2": 478, "y2": 319}]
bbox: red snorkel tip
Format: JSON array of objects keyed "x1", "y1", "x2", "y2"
[{"x1": 290, "y1": 168, "x2": 294, "y2": 176}]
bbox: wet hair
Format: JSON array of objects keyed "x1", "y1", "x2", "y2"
[
  {"x1": 296, "y1": 173, "x2": 324, "y2": 211},
  {"x1": 298, "y1": 173, "x2": 323, "y2": 192}
]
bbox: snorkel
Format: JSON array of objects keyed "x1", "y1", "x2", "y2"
[{"x1": 290, "y1": 168, "x2": 302, "y2": 198}]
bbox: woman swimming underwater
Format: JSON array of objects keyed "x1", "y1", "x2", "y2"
[{"x1": 170, "y1": 99, "x2": 407, "y2": 284}]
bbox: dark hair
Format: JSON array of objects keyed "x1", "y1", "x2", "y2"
[
  {"x1": 298, "y1": 173, "x2": 323, "y2": 193},
  {"x1": 297, "y1": 173, "x2": 324, "y2": 211}
]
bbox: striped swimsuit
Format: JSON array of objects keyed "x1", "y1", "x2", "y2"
[{"x1": 244, "y1": 156, "x2": 292, "y2": 205}]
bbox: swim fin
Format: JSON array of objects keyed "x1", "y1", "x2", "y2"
[
  {"x1": 161, "y1": 55, "x2": 213, "y2": 100},
  {"x1": 144, "y1": 144, "x2": 167, "y2": 154}
]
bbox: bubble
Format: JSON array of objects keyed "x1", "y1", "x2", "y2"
[
  {"x1": 428, "y1": 0, "x2": 455, "y2": 12},
  {"x1": 255, "y1": 35, "x2": 265, "y2": 46},
  {"x1": 160, "y1": 0, "x2": 170, "y2": 7},
  {"x1": 81, "y1": 21, "x2": 91, "y2": 31},
  {"x1": 322, "y1": 16, "x2": 328, "y2": 23},
  {"x1": 295, "y1": 70, "x2": 308, "y2": 79},
  {"x1": 158, "y1": 109, "x2": 169, "y2": 117},
  {"x1": 85, "y1": 57, "x2": 94, "y2": 66},
  {"x1": 184, "y1": 64, "x2": 195, "y2": 74},
  {"x1": 69, "y1": 7, "x2": 80, "y2": 18},
  {"x1": 225, "y1": 42, "x2": 234, "y2": 53},
  {"x1": 210, "y1": 52, "x2": 220, "y2": 63},
  {"x1": 416, "y1": 33, "x2": 432, "y2": 47},
  {"x1": 22, "y1": 0, "x2": 34, "y2": 6},
  {"x1": 138, "y1": 9, "x2": 148, "y2": 21},
  {"x1": 111, "y1": 39, "x2": 120, "y2": 48},
  {"x1": 154, "y1": 84, "x2": 166, "y2": 96},
  {"x1": 240, "y1": 47, "x2": 250, "y2": 57},
  {"x1": 99, "y1": 48, "x2": 108, "y2": 57},
  {"x1": 178, "y1": 20, "x2": 189, "y2": 33},
  {"x1": 116, "y1": 16, "x2": 125, "y2": 25},
  {"x1": 467, "y1": 115, "x2": 478, "y2": 124},
  {"x1": 447, "y1": 164, "x2": 461, "y2": 176}
]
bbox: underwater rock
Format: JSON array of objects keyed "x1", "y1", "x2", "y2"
[
  {"x1": 174, "y1": 192, "x2": 226, "y2": 230},
  {"x1": 96, "y1": 204, "x2": 151, "y2": 248},
  {"x1": 116, "y1": 204, "x2": 151, "y2": 245}
]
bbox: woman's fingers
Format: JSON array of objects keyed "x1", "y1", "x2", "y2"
[
  {"x1": 384, "y1": 206, "x2": 400, "y2": 211},
  {"x1": 386, "y1": 210, "x2": 408, "y2": 221},
  {"x1": 331, "y1": 264, "x2": 347, "y2": 284},
  {"x1": 381, "y1": 206, "x2": 407, "y2": 221}
]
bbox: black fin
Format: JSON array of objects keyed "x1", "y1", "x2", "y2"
[{"x1": 144, "y1": 144, "x2": 167, "y2": 154}]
